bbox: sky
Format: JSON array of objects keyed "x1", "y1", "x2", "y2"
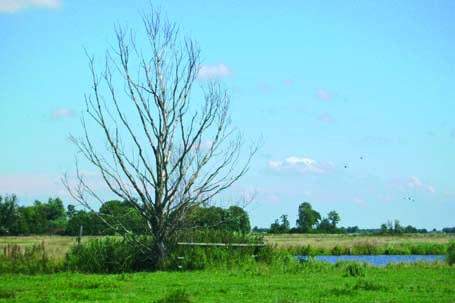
[{"x1": 1, "y1": 0, "x2": 455, "y2": 230}]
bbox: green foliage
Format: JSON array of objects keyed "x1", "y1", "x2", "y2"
[
  {"x1": 187, "y1": 205, "x2": 251, "y2": 234},
  {"x1": 351, "y1": 241, "x2": 378, "y2": 255},
  {"x1": 0, "y1": 289, "x2": 16, "y2": 299},
  {"x1": 342, "y1": 262, "x2": 367, "y2": 277},
  {"x1": 65, "y1": 209, "x2": 104, "y2": 236},
  {"x1": 296, "y1": 202, "x2": 321, "y2": 233},
  {"x1": 447, "y1": 241, "x2": 455, "y2": 266},
  {"x1": 0, "y1": 195, "x2": 67, "y2": 235},
  {"x1": 0, "y1": 194, "x2": 18, "y2": 235},
  {"x1": 99, "y1": 200, "x2": 148, "y2": 235},
  {"x1": 171, "y1": 231, "x2": 265, "y2": 270},
  {"x1": 155, "y1": 289, "x2": 191, "y2": 303},
  {"x1": 331, "y1": 245, "x2": 343, "y2": 256},
  {"x1": 64, "y1": 236, "x2": 157, "y2": 273},
  {"x1": 269, "y1": 214, "x2": 290, "y2": 234},
  {"x1": 0, "y1": 242, "x2": 61, "y2": 274}
]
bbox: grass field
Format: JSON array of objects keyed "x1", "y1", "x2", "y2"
[
  {"x1": 1, "y1": 235, "x2": 454, "y2": 302},
  {"x1": 264, "y1": 233, "x2": 455, "y2": 248},
  {"x1": 265, "y1": 233, "x2": 455, "y2": 255},
  {"x1": 0, "y1": 262, "x2": 454, "y2": 302},
  {"x1": 1, "y1": 234, "x2": 454, "y2": 260}
]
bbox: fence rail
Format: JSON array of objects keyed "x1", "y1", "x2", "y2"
[{"x1": 177, "y1": 242, "x2": 266, "y2": 247}]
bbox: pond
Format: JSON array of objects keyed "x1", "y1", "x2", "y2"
[{"x1": 301, "y1": 255, "x2": 446, "y2": 267}]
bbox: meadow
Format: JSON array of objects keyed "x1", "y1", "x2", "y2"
[
  {"x1": 1, "y1": 234, "x2": 454, "y2": 302},
  {"x1": 1, "y1": 233, "x2": 454, "y2": 259},
  {"x1": 0, "y1": 261, "x2": 454, "y2": 302}
]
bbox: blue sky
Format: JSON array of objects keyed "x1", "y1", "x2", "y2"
[{"x1": 1, "y1": 0, "x2": 455, "y2": 229}]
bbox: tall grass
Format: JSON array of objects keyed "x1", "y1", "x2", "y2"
[
  {"x1": 447, "y1": 241, "x2": 455, "y2": 265},
  {"x1": 65, "y1": 236, "x2": 157, "y2": 273},
  {"x1": 0, "y1": 241, "x2": 61, "y2": 274}
]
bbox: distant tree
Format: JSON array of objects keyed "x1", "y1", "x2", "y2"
[
  {"x1": 404, "y1": 225, "x2": 418, "y2": 233},
  {"x1": 380, "y1": 223, "x2": 388, "y2": 235},
  {"x1": 269, "y1": 214, "x2": 291, "y2": 234},
  {"x1": 296, "y1": 202, "x2": 321, "y2": 233},
  {"x1": 67, "y1": 204, "x2": 77, "y2": 219},
  {"x1": 99, "y1": 200, "x2": 148, "y2": 235},
  {"x1": 65, "y1": 210, "x2": 103, "y2": 236},
  {"x1": 327, "y1": 211, "x2": 341, "y2": 230},
  {"x1": 186, "y1": 205, "x2": 251, "y2": 234},
  {"x1": 224, "y1": 205, "x2": 251, "y2": 234},
  {"x1": 346, "y1": 226, "x2": 359, "y2": 234},
  {"x1": 44, "y1": 198, "x2": 66, "y2": 221},
  {"x1": 393, "y1": 219, "x2": 404, "y2": 234},
  {"x1": 316, "y1": 218, "x2": 331, "y2": 233},
  {"x1": 443, "y1": 227, "x2": 455, "y2": 234},
  {"x1": 0, "y1": 195, "x2": 18, "y2": 235}
]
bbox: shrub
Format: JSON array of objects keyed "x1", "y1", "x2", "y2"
[
  {"x1": 447, "y1": 242, "x2": 455, "y2": 266},
  {"x1": 155, "y1": 289, "x2": 191, "y2": 303},
  {"x1": 64, "y1": 236, "x2": 157, "y2": 273},
  {"x1": 343, "y1": 262, "x2": 366, "y2": 277},
  {"x1": 331, "y1": 245, "x2": 343, "y2": 256}
]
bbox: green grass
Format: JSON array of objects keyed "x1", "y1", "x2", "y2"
[{"x1": 0, "y1": 262, "x2": 454, "y2": 302}]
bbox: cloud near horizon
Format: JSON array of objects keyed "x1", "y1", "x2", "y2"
[
  {"x1": 197, "y1": 63, "x2": 233, "y2": 80},
  {"x1": 317, "y1": 88, "x2": 332, "y2": 100},
  {"x1": 390, "y1": 176, "x2": 436, "y2": 194},
  {"x1": 0, "y1": 0, "x2": 61, "y2": 13},
  {"x1": 52, "y1": 108, "x2": 74, "y2": 118},
  {"x1": 319, "y1": 113, "x2": 335, "y2": 124},
  {"x1": 269, "y1": 156, "x2": 333, "y2": 174}
]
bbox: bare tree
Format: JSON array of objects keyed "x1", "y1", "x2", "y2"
[{"x1": 64, "y1": 11, "x2": 255, "y2": 267}]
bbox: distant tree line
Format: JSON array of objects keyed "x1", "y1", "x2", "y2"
[
  {"x1": 257, "y1": 201, "x2": 449, "y2": 235},
  {"x1": 378, "y1": 219, "x2": 430, "y2": 235},
  {"x1": 0, "y1": 195, "x2": 67, "y2": 235},
  {"x1": 263, "y1": 202, "x2": 343, "y2": 234},
  {"x1": 0, "y1": 195, "x2": 250, "y2": 236}
]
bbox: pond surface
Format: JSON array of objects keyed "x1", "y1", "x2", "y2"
[{"x1": 302, "y1": 255, "x2": 446, "y2": 267}]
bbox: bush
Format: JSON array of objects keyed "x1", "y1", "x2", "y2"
[
  {"x1": 64, "y1": 236, "x2": 157, "y2": 273},
  {"x1": 343, "y1": 262, "x2": 366, "y2": 277},
  {"x1": 331, "y1": 245, "x2": 343, "y2": 256},
  {"x1": 447, "y1": 242, "x2": 455, "y2": 266},
  {"x1": 155, "y1": 289, "x2": 191, "y2": 303}
]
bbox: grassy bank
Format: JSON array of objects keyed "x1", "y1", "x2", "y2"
[
  {"x1": 1, "y1": 234, "x2": 454, "y2": 262},
  {"x1": 265, "y1": 234, "x2": 455, "y2": 255},
  {"x1": 0, "y1": 262, "x2": 454, "y2": 302}
]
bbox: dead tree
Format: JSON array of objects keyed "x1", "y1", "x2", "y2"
[{"x1": 64, "y1": 11, "x2": 255, "y2": 267}]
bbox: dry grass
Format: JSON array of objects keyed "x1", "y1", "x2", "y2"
[
  {"x1": 264, "y1": 234, "x2": 455, "y2": 251},
  {"x1": 1, "y1": 234, "x2": 454, "y2": 260},
  {"x1": 0, "y1": 235, "x2": 102, "y2": 260}
]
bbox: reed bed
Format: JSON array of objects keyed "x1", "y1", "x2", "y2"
[{"x1": 264, "y1": 234, "x2": 455, "y2": 255}]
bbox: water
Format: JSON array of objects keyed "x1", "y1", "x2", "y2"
[{"x1": 301, "y1": 255, "x2": 446, "y2": 267}]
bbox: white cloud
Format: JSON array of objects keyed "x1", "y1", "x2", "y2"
[
  {"x1": 407, "y1": 176, "x2": 422, "y2": 188},
  {"x1": 197, "y1": 63, "x2": 233, "y2": 80},
  {"x1": 268, "y1": 156, "x2": 332, "y2": 174},
  {"x1": 353, "y1": 197, "x2": 367, "y2": 205},
  {"x1": 0, "y1": 0, "x2": 61, "y2": 13},
  {"x1": 391, "y1": 176, "x2": 436, "y2": 194},
  {"x1": 283, "y1": 79, "x2": 294, "y2": 86},
  {"x1": 52, "y1": 108, "x2": 74, "y2": 118},
  {"x1": 319, "y1": 113, "x2": 335, "y2": 124},
  {"x1": 317, "y1": 88, "x2": 332, "y2": 100}
]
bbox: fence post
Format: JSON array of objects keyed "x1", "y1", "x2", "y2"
[{"x1": 77, "y1": 225, "x2": 83, "y2": 250}]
